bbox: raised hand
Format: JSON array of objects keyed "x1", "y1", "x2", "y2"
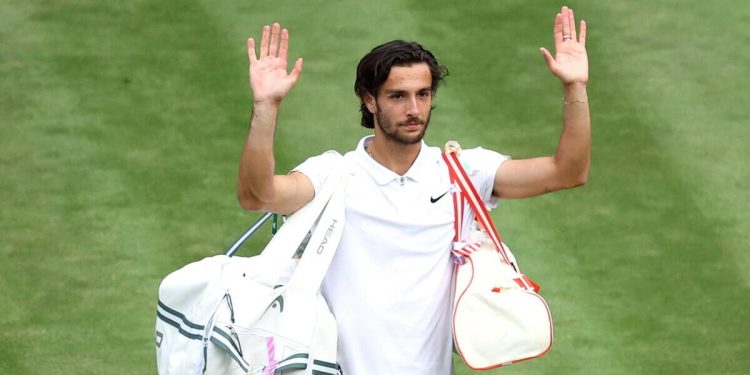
[
  {"x1": 539, "y1": 6, "x2": 588, "y2": 86},
  {"x1": 247, "y1": 23, "x2": 304, "y2": 104}
]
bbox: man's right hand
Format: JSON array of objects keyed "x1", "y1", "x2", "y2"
[
  {"x1": 239, "y1": 22, "x2": 314, "y2": 215},
  {"x1": 247, "y1": 23, "x2": 304, "y2": 105}
]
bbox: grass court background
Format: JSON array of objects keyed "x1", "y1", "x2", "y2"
[{"x1": 1, "y1": 0, "x2": 749, "y2": 373}]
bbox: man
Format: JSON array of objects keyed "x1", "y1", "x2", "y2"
[{"x1": 238, "y1": 6, "x2": 590, "y2": 374}]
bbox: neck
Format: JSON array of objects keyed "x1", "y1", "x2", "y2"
[{"x1": 367, "y1": 134, "x2": 422, "y2": 176}]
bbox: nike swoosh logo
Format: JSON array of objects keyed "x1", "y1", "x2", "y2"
[{"x1": 430, "y1": 191, "x2": 448, "y2": 203}]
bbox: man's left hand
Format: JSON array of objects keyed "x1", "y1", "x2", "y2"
[{"x1": 540, "y1": 6, "x2": 589, "y2": 86}]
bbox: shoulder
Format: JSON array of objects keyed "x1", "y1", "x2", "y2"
[
  {"x1": 460, "y1": 147, "x2": 510, "y2": 170},
  {"x1": 303, "y1": 150, "x2": 344, "y2": 164},
  {"x1": 296, "y1": 150, "x2": 344, "y2": 170},
  {"x1": 461, "y1": 147, "x2": 510, "y2": 180},
  {"x1": 444, "y1": 146, "x2": 510, "y2": 179},
  {"x1": 292, "y1": 150, "x2": 344, "y2": 193},
  {"x1": 456, "y1": 146, "x2": 510, "y2": 206}
]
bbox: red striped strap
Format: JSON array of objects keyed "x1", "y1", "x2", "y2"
[
  {"x1": 451, "y1": 171, "x2": 462, "y2": 243},
  {"x1": 443, "y1": 150, "x2": 540, "y2": 293},
  {"x1": 516, "y1": 275, "x2": 540, "y2": 292},
  {"x1": 442, "y1": 151, "x2": 513, "y2": 265},
  {"x1": 443, "y1": 150, "x2": 540, "y2": 292}
]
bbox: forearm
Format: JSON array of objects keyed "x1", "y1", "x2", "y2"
[
  {"x1": 237, "y1": 101, "x2": 280, "y2": 210},
  {"x1": 554, "y1": 82, "x2": 591, "y2": 185}
]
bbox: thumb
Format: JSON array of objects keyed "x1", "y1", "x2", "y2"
[
  {"x1": 539, "y1": 47, "x2": 557, "y2": 74},
  {"x1": 289, "y1": 58, "x2": 303, "y2": 81},
  {"x1": 539, "y1": 47, "x2": 555, "y2": 67}
]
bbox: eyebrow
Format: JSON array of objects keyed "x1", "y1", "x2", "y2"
[{"x1": 382, "y1": 87, "x2": 432, "y2": 95}]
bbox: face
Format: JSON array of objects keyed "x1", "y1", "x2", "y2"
[{"x1": 365, "y1": 63, "x2": 433, "y2": 145}]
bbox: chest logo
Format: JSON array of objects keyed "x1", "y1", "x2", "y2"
[{"x1": 430, "y1": 191, "x2": 448, "y2": 203}]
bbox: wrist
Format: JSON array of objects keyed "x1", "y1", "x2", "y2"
[
  {"x1": 249, "y1": 100, "x2": 281, "y2": 130},
  {"x1": 563, "y1": 82, "x2": 588, "y2": 105},
  {"x1": 252, "y1": 97, "x2": 282, "y2": 108},
  {"x1": 563, "y1": 81, "x2": 587, "y2": 91},
  {"x1": 251, "y1": 99, "x2": 281, "y2": 118}
]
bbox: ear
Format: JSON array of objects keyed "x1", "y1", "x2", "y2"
[{"x1": 363, "y1": 93, "x2": 377, "y2": 114}]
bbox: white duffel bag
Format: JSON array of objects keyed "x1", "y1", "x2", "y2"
[
  {"x1": 156, "y1": 168, "x2": 346, "y2": 375},
  {"x1": 443, "y1": 148, "x2": 553, "y2": 370}
]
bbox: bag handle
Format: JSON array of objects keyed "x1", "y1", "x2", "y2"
[
  {"x1": 258, "y1": 160, "x2": 346, "y2": 280},
  {"x1": 442, "y1": 150, "x2": 511, "y2": 263},
  {"x1": 443, "y1": 149, "x2": 541, "y2": 292},
  {"x1": 287, "y1": 176, "x2": 347, "y2": 294}
]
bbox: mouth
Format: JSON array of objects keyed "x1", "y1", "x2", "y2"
[{"x1": 401, "y1": 119, "x2": 423, "y2": 129}]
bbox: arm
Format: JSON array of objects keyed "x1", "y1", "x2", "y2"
[
  {"x1": 238, "y1": 23, "x2": 314, "y2": 214},
  {"x1": 493, "y1": 6, "x2": 591, "y2": 199}
]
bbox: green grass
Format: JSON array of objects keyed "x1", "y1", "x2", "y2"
[{"x1": 1, "y1": 0, "x2": 748, "y2": 374}]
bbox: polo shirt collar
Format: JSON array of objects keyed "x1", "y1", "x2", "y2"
[{"x1": 355, "y1": 136, "x2": 434, "y2": 186}]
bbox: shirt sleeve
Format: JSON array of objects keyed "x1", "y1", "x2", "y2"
[
  {"x1": 291, "y1": 150, "x2": 343, "y2": 195},
  {"x1": 460, "y1": 147, "x2": 510, "y2": 208}
]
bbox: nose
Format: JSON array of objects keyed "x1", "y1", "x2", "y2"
[{"x1": 405, "y1": 96, "x2": 419, "y2": 117}]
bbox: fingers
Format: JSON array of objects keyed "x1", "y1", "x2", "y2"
[
  {"x1": 259, "y1": 25, "x2": 270, "y2": 57},
  {"x1": 579, "y1": 20, "x2": 587, "y2": 47},
  {"x1": 567, "y1": 7, "x2": 577, "y2": 41},
  {"x1": 279, "y1": 28, "x2": 289, "y2": 62},
  {"x1": 558, "y1": 6, "x2": 584, "y2": 45},
  {"x1": 247, "y1": 38, "x2": 257, "y2": 65},
  {"x1": 268, "y1": 23, "x2": 281, "y2": 57},
  {"x1": 561, "y1": 6, "x2": 571, "y2": 41},
  {"x1": 256, "y1": 23, "x2": 291, "y2": 59},
  {"x1": 553, "y1": 12, "x2": 563, "y2": 45}
]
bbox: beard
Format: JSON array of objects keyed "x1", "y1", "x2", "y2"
[{"x1": 374, "y1": 107, "x2": 431, "y2": 145}]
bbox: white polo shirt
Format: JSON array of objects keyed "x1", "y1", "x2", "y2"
[{"x1": 293, "y1": 136, "x2": 507, "y2": 375}]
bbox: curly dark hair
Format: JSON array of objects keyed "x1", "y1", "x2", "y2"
[{"x1": 354, "y1": 40, "x2": 448, "y2": 129}]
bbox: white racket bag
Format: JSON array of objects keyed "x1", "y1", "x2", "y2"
[{"x1": 156, "y1": 168, "x2": 346, "y2": 375}]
